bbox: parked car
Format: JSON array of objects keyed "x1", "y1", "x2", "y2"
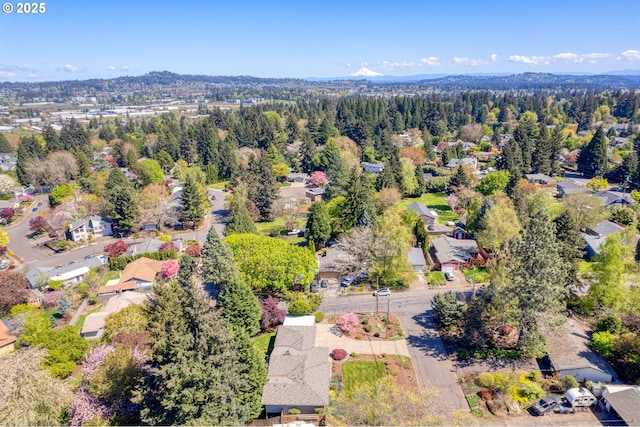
[
  {"x1": 444, "y1": 271, "x2": 455, "y2": 281},
  {"x1": 341, "y1": 275, "x2": 355, "y2": 287},
  {"x1": 310, "y1": 280, "x2": 319, "y2": 293},
  {"x1": 532, "y1": 397, "x2": 560, "y2": 416},
  {"x1": 211, "y1": 195, "x2": 216, "y2": 201},
  {"x1": 37, "y1": 202, "x2": 42, "y2": 206},
  {"x1": 373, "y1": 288, "x2": 391, "y2": 297},
  {"x1": 320, "y1": 278, "x2": 329, "y2": 288},
  {"x1": 0, "y1": 260, "x2": 10, "y2": 270},
  {"x1": 32, "y1": 207, "x2": 38, "y2": 212}
]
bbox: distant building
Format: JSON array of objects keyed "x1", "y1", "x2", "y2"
[
  {"x1": 446, "y1": 157, "x2": 477, "y2": 170},
  {"x1": 525, "y1": 173, "x2": 556, "y2": 185},
  {"x1": 583, "y1": 220, "x2": 625, "y2": 258},
  {"x1": 305, "y1": 187, "x2": 326, "y2": 202},
  {"x1": 286, "y1": 173, "x2": 309, "y2": 184},
  {"x1": 407, "y1": 202, "x2": 438, "y2": 226},
  {"x1": 361, "y1": 162, "x2": 385, "y2": 174},
  {"x1": 556, "y1": 180, "x2": 586, "y2": 197}
]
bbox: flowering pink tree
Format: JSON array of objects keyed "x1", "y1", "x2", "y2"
[
  {"x1": 104, "y1": 154, "x2": 118, "y2": 168},
  {"x1": 185, "y1": 244, "x2": 201, "y2": 257},
  {"x1": 20, "y1": 194, "x2": 34, "y2": 202},
  {"x1": 160, "y1": 259, "x2": 180, "y2": 278},
  {"x1": 260, "y1": 296, "x2": 286, "y2": 332},
  {"x1": 336, "y1": 312, "x2": 359, "y2": 333},
  {"x1": 310, "y1": 171, "x2": 328, "y2": 187}
]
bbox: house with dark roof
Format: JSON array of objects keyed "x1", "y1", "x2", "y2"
[
  {"x1": 407, "y1": 202, "x2": 438, "y2": 226},
  {"x1": 305, "y1": 187, "x2": 325, "y2": 202},
  {"x1": 408, "y1": 247, "x2": 427, "y2": 272},
  {"x1": 361, "y1": 162, "x2": 385, "y2": 174},
  {"x1": 525, "y1": 173, "x2": 556, "y2": 185},
  {"x1": 286, "y1": 173, "x2": 309, "y2": 184},
  {"x1": 556, "y1": 180, "x2": 586, "y2": 196},
  {"x1": 446, "y1": 157, "x2": 477, "y2": 170},
  {"x1": 602, "y1": 385, "x2": 640, "y2": 426},
  {"x1": 591, "y1": 190, "x2": 632, "y2": 209},
  {"x1": 261, "y1": 325, "x2": 330, "y2": 415},
  {"x1": 430, "y1": 236, "x2": 484, "y2": 271},
  {"x1": 583, "y1": 220, "x2": 624, "y2": 258}
]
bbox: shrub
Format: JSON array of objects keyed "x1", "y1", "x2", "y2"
[
  {"x1": 260, "y1": 296, "x2": 286, "y2": 332},
  {"x1": 47, "y1": 280, "x2": 64, "y2": 291},
  {"x1": 365, "y1": 325, "x2": 372, "y2": 332},
  {"x1": 77, "y1": 283, "x2": 89, "y2": 299},
  {"x1": 336, "y1": 313, "x2": 359, "y2": 333},
  {"x1": 314, "y1": 312, "x2": 324, "y2": 323},
  {"x1": 350, "y1": 352, "x2": 358, "y2": 358},
  {"x1": 104, "y1": 240, "x2": 129, "y2": 257},
  {"x1": 159, "y1": 234, "x2": 171, "y2": 242},
  {"x1": 374, "y1": 332, "x2": 380, "y2": 337},
  {"x1": 314, "y1": 407, "x2": 325, "y2": 414},
  {"x1": 159, "y1": 241, "x2": 178, "y2": 252},
  {"x1": 591, "y1": 331, "x2": 614, "y2": 358},
  {"x1": 331, "y1": 349, "x2": 348, "y2": 361},
  {"x1": 527, "y1": 370, "x2": 541, "y2": 382},
  {"x1": 596, "y1": 315, "x2": 623, "y2": 334},
  {"x1": 288, "y1": 298, "x2": 312, "y2": 315},
  {"x1": 561, "y1": 375, "x2": 579, "y2": 391},
  {"x1": 519, "y1": 382, "x2": 544, "y2": 401},
  {"x1": 287, "y1": 408, "x2": 301, "y2": 415},
  {"x1": 185, "y1": 244, "x2": 202, "y2": 257}
]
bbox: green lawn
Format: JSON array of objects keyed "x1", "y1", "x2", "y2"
[
  {"x1": 342, "y1": 361, "x2": 385, "y2": 394},
  {"x1": 100, "y1": 270, "x2": 120, "y2": 287},
  {"x1": 207, "y1": 180, "x2": 229, "y2": 190},
  {"x1": 252, "y1": 332, "x2": 276, "y2": 356},
  {"x1": 397, "y1": 192, "x2": 458, "y2": 224},
  {"x1": 462, "y1": 266, "x2": 490, "y2": 283},
  {"x1": 426, "y1": 271, "x2": 445, "y2": 286},
  {"x1": 74, "y1": 305, "x2": 103, "y2": 331},
  {"x1": 255, "y1": 217, "x2": 287, "y2": 236}
]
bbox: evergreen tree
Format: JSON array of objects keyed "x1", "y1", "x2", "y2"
[
  {"x1": 306, "y1": 201, "x2": 331, "y2": 249},
  {"x1": 449, "y1": 165, "x2": 472, "y2": 189},
  {"x1": 75, "y1": 151, "x2": 91, "y2": 178},
  {"x1": 0, "y1": 132, "x2": 12, "y2": 153},
  {"x1": 229, "y1": 326, "x2": 267, "y2": 420},
  {"x1": 218, "y1": 277, "x2": 262, "y2": 337},
  {"x1": 218, "y1": 135, "x2": 238, "y2": 180},
  {"x1": 505, "y1": 210, "x2": 569, "y2": 357},
  {"x1": 413, "y1": 165, "x2": 426, "y2": 196},
  {"x1": 471, "y1": 197, "x2": 493, "y2": 234},
  {"x1": 139, "y1": 256, "x2": 250, "y2": 426},
  {"x1": 299, "y1": 133, "x2": 316, "y2": 173},
  {"x1": 42, "y1": 125, "x2": 62, "y2": 153},
  {"x1": 577, "y1": 126, "x2": 608, "y2": 177},
  {"x1": 374, "y1": 164, "x2": 397, "y2": 191},
  {"x1": 341, "y1": 168, "x2": 375, "y2": 229},
  {"x1": 202, "y1": 226, "x2": 239, "y2": 286},
  {"x1": 248, "y1": 151, "x2": 278, "y2": 221},
  {"x1": 554, "y1": 209, "x2": 585, "y2": 290},
  {"x1": 224, "y1": 189, "x2": 257, "y2": 236},
  {"x1": 16, "y1": 135, "x2": 42, "y2": 186},
  {"x1": 181, "y1": 174, "x2": 210, "y2": 227},
  {"x1": 105, "y1": 169, "x2": 139, "y2": 234}
]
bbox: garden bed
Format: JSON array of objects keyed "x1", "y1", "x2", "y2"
[{"x1": 327, "y1": 313, "x2": 404, "y2": 340}]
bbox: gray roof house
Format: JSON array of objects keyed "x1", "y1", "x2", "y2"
[
  {"x1": 407, "y1": 202, "x2": 438, "y2": 225},
  {"x1": 430, "y1": 236, "x2": 483, "y2": 270},
  {"x1": 361, "y1": 162, "x2": 385, "y2": 174},
  {"x1": 583, "y1": 220, "x2": 624, "y2": 258},
  {"x1": 286, "y1": 173, "x2": 309, "y2": 183},
  {"x1": 591, "y1": 190, "x2": 632, "y2": 209},
  {"x1": 556, "y1": 180, "x2": 586, "y2": 196},
  {"x1": 66, "y1": 216, "x2": 113, "y2": 241},
  {"x1": 26, "y1": 255, "x2": 107, "y2": 288},
  {"x1": 446, "y1": 157, "x2": 477, "y2": 170},
  {"x1": 602, "y1": 385, "x2": 640, "y2": 426},
  {"x1": 408, "y1": 247, "x2": 427, "y2": 272},
  {"x1": 544, "y1": 321, "x2": 616, "y2": 384},
  {"x1": 525, "y1": 173, "x2": 556, "y2": 185},
  {"x1": 261, "y1": 325, "x2": 330, "y2": 415}
]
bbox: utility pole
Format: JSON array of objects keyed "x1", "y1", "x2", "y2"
[
  {"x1": 386, "y1": 298, "x2": 390, "y2": 339},
  {"x1": 375, "y1": 277, "x2": 379, "y2": 315}
]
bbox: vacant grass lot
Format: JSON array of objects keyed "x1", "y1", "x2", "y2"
[
  {"x1": 397, "y1": 192, "x2": 458, "y2": 224},
  {"x1": 342, "y1": 361, "x2": 385, "y2": 394}
]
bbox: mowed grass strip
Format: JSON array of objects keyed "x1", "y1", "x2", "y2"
[{"x1": 342, "y1": 361, "x2": 385, "y2": 394}]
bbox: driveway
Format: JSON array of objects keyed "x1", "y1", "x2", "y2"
[{"x1": 315, "y1": 323, "x2": 410, "y2": 356}]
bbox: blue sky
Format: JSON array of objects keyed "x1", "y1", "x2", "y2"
[{"x1": 1, "y1": 0, "x2": 640, "y2": 81}]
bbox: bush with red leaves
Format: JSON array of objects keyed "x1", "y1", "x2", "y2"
[
  {"x1": 330, "y1": 349, "x2": 348, "y2": 361},
  {"x1": 185, "y1": 244, "x2": 201, "y2": 257},
  {"x1": 104, "y1": 240, "x2": 129, "y2": 257},
  {"x1": 159, "y1": 241, "x2": 178, "y2": 252},
  {"x1": 498, "y1": 324, "x2": 513, "y2": 336}
]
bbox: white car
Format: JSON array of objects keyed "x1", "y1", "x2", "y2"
[
  {"x1": 444, "y1": 272, "x2": 455, "y2": 281},
  {"x1": 373, "y1": 288, "x2": 391, "y2": 297}
]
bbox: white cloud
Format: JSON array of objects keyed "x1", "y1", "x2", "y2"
[
  {"x1": 25, "y1": 73, "x2": 37, "y2": 78},
  {"x1": 58, "y1": 64, "x2": 79, "y2": 73},
  {"x1": 419, "y1": 57, "x2": 441, "y2": 66},
  {"x1": 508, "y1": 55, "x2": 550, "y2": 66},
  {"x1": 490, "y1": 54, "x2": 497, "y2": 63},
  {"x1": 122, "y1": 65, "x2": 129, "y2": 71},
  {"x1": 0, "y1": 71, "x2": 16, "y2": 78},
  {"x1": 106, "y1": 65, "x2": 116, "y2": 71},
  {"x1": 453, "y1": 57, "x2": 487, "y2": 67},
  {"x1": 552, "y1": 52, "x2": 611, "y2": 64},
  {"x1": 619, "y1": 49, "x2": 640, "y2": 61}
]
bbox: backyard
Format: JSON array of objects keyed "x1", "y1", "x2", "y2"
[
  {"x1": 397, "y1": 192, "x2": 458, "y2": 225},
  {"x1": 331, "y1": 354, "x2": 418, "y2": 395}
]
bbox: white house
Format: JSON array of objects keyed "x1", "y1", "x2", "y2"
[{"x1": 67, "y1": 216, "x2": 113, "y2": 241}]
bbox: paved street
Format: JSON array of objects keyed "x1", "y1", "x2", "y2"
[
  {"x1": 6, "y1": 189, "x2": 228, "y2": 270},
  {"x1": 319, "y1": 287, "x2": 470, "y2": 413}
]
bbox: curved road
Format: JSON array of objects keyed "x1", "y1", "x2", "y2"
[{"x1": 6, "y1": 189, "x2": 228, "y2": 270}]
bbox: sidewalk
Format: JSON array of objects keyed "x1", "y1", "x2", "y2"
[{"x1": 314, "y1": 323, "x2": 410, "y2": 356}]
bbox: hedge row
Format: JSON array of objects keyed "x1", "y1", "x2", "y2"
[{"x1": 108, "y1": 250, "x2": 178, "y2": 270}]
